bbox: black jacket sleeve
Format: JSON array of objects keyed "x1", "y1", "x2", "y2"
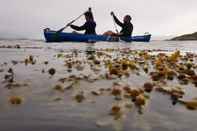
[
  {"x1": 113, "y1": 15, "x2": 124, "y2": 27},
  {"x1": 70, "y1": 24, "x2": 86, "y2": 31}
]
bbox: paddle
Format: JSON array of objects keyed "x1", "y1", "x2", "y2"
[{"x1": 57, "y1": 8, "x2": 91, "y2": 33}]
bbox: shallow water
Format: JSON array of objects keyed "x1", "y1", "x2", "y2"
[
  {"x1": 0, "y1": 40, "x2": 197, "y2": 131},
  {"x1": 1, "y1": 39, "x2": 197, "y2": 52}
]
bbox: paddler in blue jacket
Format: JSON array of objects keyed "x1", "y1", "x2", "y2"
[
  {"x1": 104, "y1": 12, "x2": 133, "y2": 37},
  {"x1": 69, "y1": 9, "x2": 96, "y2": 35}
]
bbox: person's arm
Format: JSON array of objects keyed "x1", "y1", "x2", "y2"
[
  {"x1": 70, "y1": 24, "x2": 86, "y2": 31},
  {"x1": 111, "y1": 12, "x2": 124, "y2": 27}
]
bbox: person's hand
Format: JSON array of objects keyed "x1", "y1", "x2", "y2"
[{"x1": 110, "y1": 11, "x2": 114, "y2": 16}]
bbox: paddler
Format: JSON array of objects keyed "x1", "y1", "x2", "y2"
[
  {"x1": 104, "y1": 12, "x2": 133, "y2": 37},
  {"x1": 68, "y1": 8, "x2": 96, "y2": 35}
]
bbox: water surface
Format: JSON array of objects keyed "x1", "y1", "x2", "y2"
[{"x1": 0, "y1": 40, "x2": 197, "y2": 131}]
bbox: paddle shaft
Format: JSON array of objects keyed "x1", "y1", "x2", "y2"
[
  {"x1": 57, "y1": 13, "x2": 84, "y2": 32},
  {"x1": 57, "y1": 8, "x2": 91, "y2": 32},
  {"x1": 63, "y1": 13, "x2": 84, "y2": 30}
]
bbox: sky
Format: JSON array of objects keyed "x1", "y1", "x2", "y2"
[{"x1": 0, "y1": 0, "x2": 197, "y2": 40}]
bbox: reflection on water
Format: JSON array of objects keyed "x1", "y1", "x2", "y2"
[{"x1": 85, "y1": 43, "x2": 96, "y2": 55}]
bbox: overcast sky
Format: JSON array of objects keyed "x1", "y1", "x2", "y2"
[{"x1": 0, "y1": 0, "x2": 197, "y2": 39}]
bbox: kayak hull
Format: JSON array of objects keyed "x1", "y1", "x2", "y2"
[{"x1": 44, "y1": 30, "x2": 151, "y2": 43}]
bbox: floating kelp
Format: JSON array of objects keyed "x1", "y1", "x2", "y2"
[
  {"x1": 74, "y1": 91, "x2": 85, "y2": 103},
  {"x1": 111, "y1": 87, "x2": 122, "y2": 97},
  {"x1": 110, "y1": 105, "x2": 121, "y2": 115},
  {"x1": 9, "y1": 96, "x2": 23, "y2": 105},
  {"x1": 45, "y1": 49, "x2": 197, "y2": 115},
  {"x1": 0, "y1": 44, "x2": 20, "y2": 49},
  {"x1": 135, "y1": 94, "x2": 146, "y2": 106},
  {"x1": 5, "y1": 82, "x2": 28, "y2": 89},
  {"x1": 48, "y1": 68, "x2": 56, "y2": 76},
  {"x1": 1, "y1": 46, "x2": 197, "y2": 128},
  {"x1": 167, "y1": 50, "x2": 181, "y2": 63},
  {"x1": 179, "y1": 98, "x2": 197, "y2": 110},
  {"x1": 44, "y1": 61, "x2": 49, "y2": 65},
  {"x1": 57, "y1": 53, "x2": 64, "y2": 58},
  {"x1": 4, "y1": 68, "x2": 14, "y2": 83},
  {"x1": 25, "y1": 55, "x2": 36, "y2": 65},
  {"x1": 53, "y1": 84, "x2": 65, "y2": 92},
  {"x1": 11, "y1": 60, "x2": 18, "y2": 65},
  {"x1": 53, "y1": 97, "x2": 62, "y2": 101},
  {"x1": 143, "y1": 64, "x2": 149, "y2": 73},
  {"x1": 91, "y1": 90, "x2": 101, "y2": 96},
  {"x1": 143, "y1": 82, "x2": 154, "y2": 93}
]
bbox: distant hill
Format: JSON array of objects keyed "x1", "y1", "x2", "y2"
[{"x1": 171, "y1": 32, "x2": 197, "y2": 41}]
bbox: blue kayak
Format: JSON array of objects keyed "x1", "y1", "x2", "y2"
[{"x1": 44, "y1": 29, "x2": 151, "y2": 43}]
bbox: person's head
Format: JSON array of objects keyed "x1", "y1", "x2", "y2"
[
  {"x1": 123, "y1": 15, "x2": 131, "y2": 23},
  {"x1": 84, "y1": 11, "x2": 94, "y2": 21}
]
